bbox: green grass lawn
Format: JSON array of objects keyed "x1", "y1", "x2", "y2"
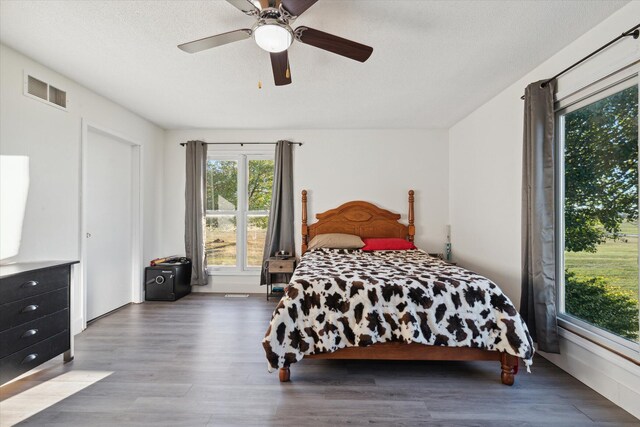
[
  {"x1": 562, "y1": 222, "x2": 639, "y2": 341},
  {"x1": 565, "y1": 222, "x2": 638, "y2": 296}
]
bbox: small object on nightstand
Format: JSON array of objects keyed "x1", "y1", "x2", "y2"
[
  {"x1": 266, "y1": 257, "x2": 295, "y2": 300},
  {"x1": 275, "y1": 250, "x2": 291, "y2": 259}
]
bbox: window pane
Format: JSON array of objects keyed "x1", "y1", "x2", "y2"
[
  {"x1": 206, "y1": 216, "x2": 237, "y2": 266},
  {"x1": 248, "y1": 159, "x2": 274, "y2": 211},
  {"x1": 207, "y1": 160, "x2": 237, "y2": 211},
  {"x1": 563, "y1": 84, "x2": 639, "y2": 342},
  {"x1": 246, "y1": 215, "x2": 268, "y2": 268}
]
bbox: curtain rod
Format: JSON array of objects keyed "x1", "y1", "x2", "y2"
[
  {"x1": 520, "y1": 23, "x2": 640, "y2": 100},
  {"x1": 179, "y1": 142, "x2": 302, "y2": 147}
]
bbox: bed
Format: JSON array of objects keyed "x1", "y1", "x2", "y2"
[{"x1": 263, "y1": 190, "x2": 534, "y2": 385}]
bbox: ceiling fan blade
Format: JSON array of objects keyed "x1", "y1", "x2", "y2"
[
  {"x1": 178, "y1": 29, "x2": 252, "y2": 53},
  {"x1": 270, "y1": 51, "x2": 292, "y2": 86},
  {"x1": 281, "y1": 0, "x2": 318, "y2": 17},
  {"x1": 295, "y1": 26, "x2": 373, "y2": 62},
  {"x1": 226, "y1": 0, "x2": 260, "y2": 16}
]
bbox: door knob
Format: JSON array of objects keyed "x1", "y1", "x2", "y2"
[{"x1": 86, "y1": 232, "x2": 92, "y2": 238}]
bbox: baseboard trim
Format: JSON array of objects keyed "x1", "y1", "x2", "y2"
[{"x1": 539, "y1": 328, "x2": 640, "y2": 419}]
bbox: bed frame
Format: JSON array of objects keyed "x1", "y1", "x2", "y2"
[{"x1": 278, "y1": 189, "x2": 519, "y2": 385}]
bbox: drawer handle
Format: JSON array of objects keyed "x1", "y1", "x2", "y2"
[
  {"x1": 21, "y1": 328, "x2": 39, "y2": 338},
  {"x1": 21, "y1": 280, "x2": 39, "y2": 288},
  {"x1": 21, "y1": 353, "x2": 38, "y2": 364},
  {"x1": 21, "y1": 304, "x2": 39, "y2": 313}
]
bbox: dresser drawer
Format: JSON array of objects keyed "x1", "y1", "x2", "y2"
[
  {"x1": 0, "y1": 288, "x2": 68, "y2": 332},
  {"x1": 0, "y1": 330, "x2": 69, "y2": 385},
  {"x1": 0, "y1": 265, "x2": 69, "y2": 304},
  {"x1": 268, "y1": 260, "x2": 295, "y2": 273},
  {"x1": 0, "y1": 309, "x2": 68, "y2": 358}
]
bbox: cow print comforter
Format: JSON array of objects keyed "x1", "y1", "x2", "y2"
[{"x1": 263, "y1": 249, "x2": 534, "y2": 371}]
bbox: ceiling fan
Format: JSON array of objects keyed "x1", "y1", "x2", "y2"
[{"x1": 177, "y1": 0, "x2": 373, "y2": 86}]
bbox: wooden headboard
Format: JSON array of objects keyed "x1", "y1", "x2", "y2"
[{"x1": 301, "y1": 190, "x2": 415, "y2": 253}]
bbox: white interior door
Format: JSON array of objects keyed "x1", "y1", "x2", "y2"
[{"x1": 85, "y1": 129, "x2": 133, "y2": 321}]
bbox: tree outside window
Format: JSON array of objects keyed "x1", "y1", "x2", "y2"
[{"x1": 562, "y1": 84, "x2": 639, "y2": 342}]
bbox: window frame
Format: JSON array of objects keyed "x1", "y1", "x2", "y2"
[
  {"x1": 206, "y1": 151, "x2": 273, "y2": 275},
  {"x1": 554, "y1": 68, "x2": 640, "y2": 362}
]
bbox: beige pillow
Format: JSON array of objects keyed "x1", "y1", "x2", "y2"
[{"x1": 307, "y1": 233, "x2": 365, "y2": 250}]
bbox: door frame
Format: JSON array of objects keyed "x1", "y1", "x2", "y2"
[{"x1": 79, "y1": 119, "x2": 144, "y2": 330}]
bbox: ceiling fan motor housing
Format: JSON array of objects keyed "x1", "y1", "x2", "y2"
[{"x1": 253, "y1": 9, "x2": 294, "y2": 53}]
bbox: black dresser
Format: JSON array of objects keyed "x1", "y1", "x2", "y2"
[{"x1": 0, "y1": 261, "x2": 77, "y2": 385}]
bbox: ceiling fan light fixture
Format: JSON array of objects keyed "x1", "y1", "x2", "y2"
[{"x1": 254, "y1": 23, "x2": 293, "y2": 53}]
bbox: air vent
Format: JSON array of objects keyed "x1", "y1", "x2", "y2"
[
  {"x1": 24, "y1": 73, "x2": 68, "y2": 110},
  {"x1": 27, "y1": 75, "x2": 47, "y2": 100},
  {"x1": 48, "y1": 85, "x2": 66, "y2": 108}
]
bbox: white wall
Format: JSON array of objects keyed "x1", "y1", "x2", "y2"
[
  {"x1": 448, "y1": 2, "x2": 640, "y2": 418},
  {"x1": 0, "y1": 43, "x2": 165, "y2": 332},
  {"x1": 163, "y1": 129, "x2": 449, "y2": 293}
]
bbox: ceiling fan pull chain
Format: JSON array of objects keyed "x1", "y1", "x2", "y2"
[{"x1": 285, "y1": 54, "x2": 291, "y2": 79}]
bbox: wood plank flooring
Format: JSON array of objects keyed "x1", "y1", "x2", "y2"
[{"x1": 1, "y1": 294, "x2": 638, "y2": 426}]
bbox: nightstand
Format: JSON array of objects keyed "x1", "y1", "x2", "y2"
[
  {"x1": 266, "y1": 257, "x2": 296, "y2": 300},
  {"x1": 428, "y1": 253, "x2": 457, "y2": 266}
]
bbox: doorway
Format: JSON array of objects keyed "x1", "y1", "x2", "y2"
[{"x1": 81, "y1": 121, "x2": 143, "y2": 326}]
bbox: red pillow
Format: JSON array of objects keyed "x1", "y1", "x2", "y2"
[{"x1": 362, "y1": 238, "x2": 416, "y2": 251}]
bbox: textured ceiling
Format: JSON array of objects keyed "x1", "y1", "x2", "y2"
[{"x1": 0, "y1": 0, "x2": 629, "y2": 129}]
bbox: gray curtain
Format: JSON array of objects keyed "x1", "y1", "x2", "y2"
[
  {"x1": 185, "y1": 140, "x2": 208, "y2": 286},
  {"x1": 521, "y1": 80, "x2": 560, "y2": 353},
  {"x1": 260, "y1": 140, "x2": 295, "y2": 286}
]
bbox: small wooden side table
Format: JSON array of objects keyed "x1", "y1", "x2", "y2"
[
  {"x1": 428, "y1": 252, "x2": 457, "y2": 266},
  {"x1": 266, "y1": 257, "x2": 296, "y2": 300}
]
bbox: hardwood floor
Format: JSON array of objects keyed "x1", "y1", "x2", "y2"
[{"x1": 1, "y1": 294, "x2": 638, "y2": 426}]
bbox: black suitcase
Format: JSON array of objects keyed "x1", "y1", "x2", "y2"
[{"x1": 145, "y1": 262, "x2": 192, "y2": 301}]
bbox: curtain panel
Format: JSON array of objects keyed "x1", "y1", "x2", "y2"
[
  {"x1": 185, "y1": 140, "x2": 208, "y2": 286},
  {"x1": 261, "y1": 141, "x2": 295, "y2": 286},
  {"x1": 521, "y1": 80, "x2": 560, "y2": 353}
]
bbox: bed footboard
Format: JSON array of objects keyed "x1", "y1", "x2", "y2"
[{"x1": 276, "y1": 347, "x2": 520, "y2": 385}]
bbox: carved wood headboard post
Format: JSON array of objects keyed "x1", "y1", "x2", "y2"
[
  {"x1": 301, "y1": 190, "x2": 308, "y2": 254},
  {"x1": 408, "y1": 190, "x2": 415, "y2": 242}
]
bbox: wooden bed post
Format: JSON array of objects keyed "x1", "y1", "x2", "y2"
[
  {"x1": 500, "y1": 353, "x2": 517, "y2": 386},
  {"x1": 408, "y1": 190, "x2": 415, "y2": 243},
  {"x1": 279, "y1": 367, "x2": 290, "y2": 382},
  {"x1": 301, "y1": 190, "x2": 308, "y2": 254}
]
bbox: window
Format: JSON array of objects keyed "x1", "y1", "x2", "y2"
[
  {"x1": 206, "y1": 154, "x2": 274, "y2": 273},
  {"x1": 557, "y1": 72, "x2": 639, "y2": 358}
]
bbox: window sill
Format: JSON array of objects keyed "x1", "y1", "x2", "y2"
[
  {"x1": 207, "y1": 269, "x2": 260, "y2": 277},
  {"x1": 557, "y1": 316, "x2": 639, "y2": 365}
]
